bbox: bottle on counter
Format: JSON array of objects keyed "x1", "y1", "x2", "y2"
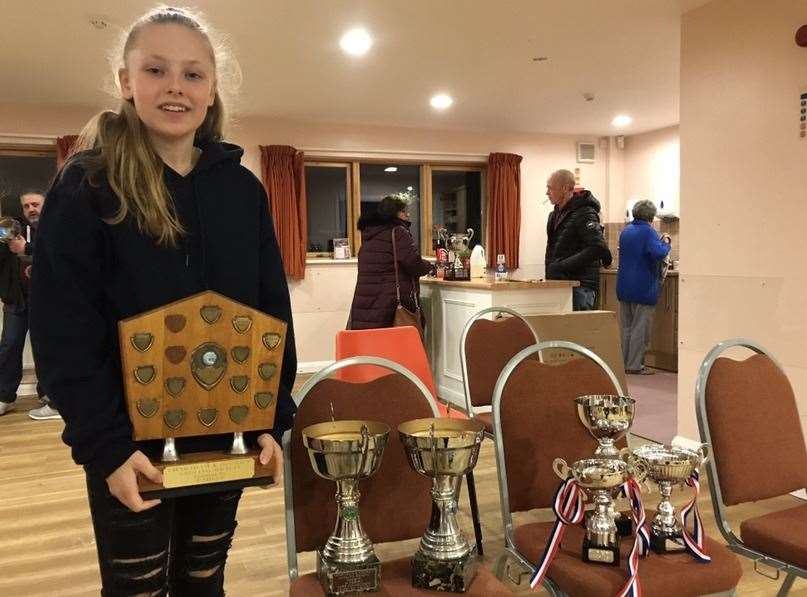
[
  {"x1": 435, "y1": 235, "x2": 448, "y2": 280},
  {"x1": 494, "y1": 254, "x2": 508, "y2": 282}
]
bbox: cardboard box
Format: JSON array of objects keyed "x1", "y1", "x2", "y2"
[{"x1": 525, "y1": 311, "x2": 627, "y2": 393}]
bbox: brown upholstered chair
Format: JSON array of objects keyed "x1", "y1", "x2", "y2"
[
  {"x1": 696, "y1": 338, "x2": 807, "y2": 596},
  {"x1": 284, "y1": 356, "x2": 511, "y2": 595},
  {"x1": 493, "y1": 340, "x2": 742, "y2": 596},
  {"x1": 460, "y1": 306, "x2": 539, "y2": 436}
]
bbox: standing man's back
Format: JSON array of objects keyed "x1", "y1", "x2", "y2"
[{"x1": 544, "y1": 169, "x2": 612, "y2": 310}]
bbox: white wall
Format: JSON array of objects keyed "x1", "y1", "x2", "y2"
[
  {"x1": 0, "y1": 105, "x2": 609, "y2": 366},
  {"x1": 679, "y1": 0, "x2": 807, "y2": 440},
  {"x1": 623, "y1": 126, "x2": 680, "y2": 221}
]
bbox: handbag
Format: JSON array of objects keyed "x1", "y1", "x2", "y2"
[{"x1": 391, "y1": 227, "x2": 424, "y2": 339}]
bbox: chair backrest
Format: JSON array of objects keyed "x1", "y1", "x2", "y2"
[
  {"x1": 696, "y1": 339, "x2": 807, "y2": 507},
  {"x1": 491, "y1": 341, "x2": 623, "y2": 538},
  {"x1": 284, "y1": 357, "x2": 440, "y2": 579},
  {"x1": 335, "y1": 327, "x2": 437, "y2": 399},
  {"x1": 460, "y1": 307, "x2": 539, "y2": 413}
]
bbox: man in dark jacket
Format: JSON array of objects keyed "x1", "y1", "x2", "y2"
[
  {"x1": 0, "y1": 191, "x2": 56, "y2": 418},
  {"x1": 545, "y1": 169, "x2": 612, "y2": 310},
  {"x1": 616, "y1": 200, "x2": 671, "y2": 374}
]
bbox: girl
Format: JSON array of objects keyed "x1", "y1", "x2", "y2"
[{"x1": 29, "y1": 7, "x2": 296, "y2": 596}]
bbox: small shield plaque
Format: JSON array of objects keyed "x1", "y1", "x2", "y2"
[
  {"x1": 165, "y1": 377, "x2": 186, "y2": 398},
  {"x1": 134, "y1": 365, "x2": 156, "y2": 385},
  {"x1": 165, "y1": 346, "x2": 187, "y2": 365},
  {"x1": 200, "y1": 305, "x2": 222, "y2": 324},
  {"x1": 136, "y1": 398, "x2": 159, "y2": 418},
  {"x1": 197, "y1": 408, "x2": 218, "y2": 427},
  {"x1": 231, "y1": 346, "x2": 250, "y2": 364},
  {"x1": 232, "y1": 316, "x2": 252, "y2": 334},
  {"x1": 164, "y1": 409, "x2": 186, "y2": 430},
  {"x1": 165, "y1": 314, "x2": 186, "y2": 333},
  {"x1": 258, "y1": 363, "x2": 277, "y2": 381},
  {"x1": 230, "y1": 376, "x2": 249, "y2": 393},
  {"x1": 255, "y1": 392, "x2": 274, "y2": 409},
  {"x1": 262, "y1": 333, "x2": 282, "y2": 351},
  {"x1": 131, "y1": 333, "x2": 154, "y2": 353},
  {"x1": 190, "y1": 343, "x2": 227, "y2": 390},
  {"x1": 229, "y1": 405, "x2": 249, "y2": 424}
]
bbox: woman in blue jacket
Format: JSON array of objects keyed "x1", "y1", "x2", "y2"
[{"x1": 616, "y1": 200, "x2": 671, "y2": 375}]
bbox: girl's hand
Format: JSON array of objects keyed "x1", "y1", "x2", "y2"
[
  {"x1": 257, "y1": 433, "x2": 283, "y2": 486},
  {"x1": 106, "y1": 451, "x2": 163, "y2": 512}
]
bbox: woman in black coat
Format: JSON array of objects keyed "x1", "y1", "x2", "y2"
[{"x1": 348, "y1": 195, "x2": 433, "y2": 329}]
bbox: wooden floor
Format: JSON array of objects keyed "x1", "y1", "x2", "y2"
[{"x1": 1, "y1": 387, "x2": 806, "y2": 596}]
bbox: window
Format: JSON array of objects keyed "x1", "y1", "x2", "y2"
[
  {"x1": 303, "y1": 157, "x2": 486, "y2": 258},
  {"x1": 304, "y1": 163, "x2": 351, "y2": 256}
]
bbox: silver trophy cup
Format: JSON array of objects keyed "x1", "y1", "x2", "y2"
[
  {"x1": 632, "y1": 443, "x2": 709, "y2": 553},
  {"x1": 399, "y1": 417, "x2": 485, "y2": 592},
  {"x1": 553, "y1": 456, "x2": 646, "y2": 566},
  {"x1": 302, "y1": 420, "x2": 390, "y2": 596},
  {"x1": 575, "y1": 394, "x2": 636, "y2": 458}
]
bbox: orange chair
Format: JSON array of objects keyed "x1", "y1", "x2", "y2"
[{"x1": 334, "y1": 325, "x2": 484, "y2": 555}]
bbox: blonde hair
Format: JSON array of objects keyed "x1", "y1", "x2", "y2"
[{"x1": 70, "y1": 6, "x2": 237, "y2": 247}]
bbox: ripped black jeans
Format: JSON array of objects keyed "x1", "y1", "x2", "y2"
[{"x1": 85, "y1": 470, "x2": 242, "y2": 597}]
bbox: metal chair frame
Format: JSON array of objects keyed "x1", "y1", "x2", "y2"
[
  {"x1": 490, "y1": 340, "x2": 624, "y2": 594},
  {"x1": 284, "y1": 356, "x2": 441, "y2": 582},
  {"x1": 695, "y1": 338, "x2": 807, "y2": 596},
  {"x1": 459, "y1": 306, "x2": 540, "y2": 437}
]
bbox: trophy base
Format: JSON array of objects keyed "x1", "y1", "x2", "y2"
[
  {"x1": 650, "y1": 532, "x2": 687, "y2": 554},
  {"x1": 317, "y1": 551, "x2": 380, "y2": 596},
  {"x1": 412, "y1": 548, "x2": 479, "y2": 592},
  {"x1": 582, "y1": 536, "x2": 620, "y2": 566},
  {"x1": 138, "y1": 450, "x2": 275, "y2": 499}
]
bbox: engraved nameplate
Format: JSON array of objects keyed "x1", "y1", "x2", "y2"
[
  {"x1": 162, "y1": 458, "x2": 255, "y2": 488},
  {"x1": 587, "y1": 548, "x2": 615, "y2": 563}
]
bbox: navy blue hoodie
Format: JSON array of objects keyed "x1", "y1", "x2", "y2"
[{"x1": 29, "y1": 142, "x2": 297, "y2": 478}]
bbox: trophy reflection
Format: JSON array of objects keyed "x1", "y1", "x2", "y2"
[
  {"x1": 399, "y1": 418, "x2": 485, "y2": 592},
  {"x1": 303, "y1": 420, "x2": 390, "y2": 596}
]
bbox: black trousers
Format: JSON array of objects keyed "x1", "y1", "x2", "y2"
[
  {"x1": 0, "y1": 302, "x2": 44, "y2": 403},
  {"x1": 85, "y1": 470, "x2": 242, "y2": 597}
]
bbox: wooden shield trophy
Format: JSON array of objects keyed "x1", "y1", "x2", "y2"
[{"x1": 119, "y1": 290, "x2": 286, "y2": 498}]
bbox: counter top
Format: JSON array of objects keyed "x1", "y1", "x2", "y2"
[
  {"x1": 421, "y1": 277, "x2": 579, "y2": 290},
  {"x1": 600, "y1": 268, "x2": 678, "y2": 277}
]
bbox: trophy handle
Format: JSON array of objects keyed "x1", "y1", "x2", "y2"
[
  {"x1": 697, "y1": 442, "x2": 711, "y2": 466},
  {"x1": 552, "y1": 458, "x2": 571, "y2": 480},
  {"x1": 618, "y1": 447, "x2": 633, "y2": 462},
  {"x1": 466, "y1": 228, "x2": 474, "y2": 242},
  {"x1": 355, "y1": 424, "x2": 371, "y2": 484},
  {"x1": 628, "y1": 459, "x2": 648, "y2": 484},
  {"x1": 438, "y1": 228, "x2": 448, "y2": 243}
]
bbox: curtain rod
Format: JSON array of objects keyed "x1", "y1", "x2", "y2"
[{"x1": 298, "y1": 146, "x2": 488, "y2": 160}]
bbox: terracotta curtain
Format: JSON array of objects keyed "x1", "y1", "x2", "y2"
[
  {"x1": 486, "y1": 152, "x2": 522, "y2": 269},
  {"x1": 260, "y1": 145, "x2": 307, "y2": 280},
  {"x1": 56, "y1": 135, "x2": 79, "y2": 169}
]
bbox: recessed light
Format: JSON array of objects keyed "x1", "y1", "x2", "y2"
[
  {"x1": 612, "y1": 114, "x2": 632, "y2": 127},
  {"x1": 384, "y1": 166, "x2": 398, "y2": 173},
  {"x1": 407, "y1": 186, "x2": 413, "y2": 191},
  {"x1": 340, "y1": 28, "x2": 372, "y2": 56},
  {"x1": 430, "y1": 94, "x2": 453, "y2": 110}
]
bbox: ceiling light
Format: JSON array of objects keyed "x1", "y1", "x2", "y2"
[
  {"x1": 612, "y1": 114, "x2": 632, "y2": 128},
  {"x1": 430, "y1": 94, "x2": 454, "y2": 110},
  {"x1": 407, "y1": 186, "x2": 413, "y2": 191},
  {"x1": 340, "y1": 28, "x2": 372, "y2": 56},
  {"x1": 384, "y1": 166, "x2": 398, "y2": 173}
]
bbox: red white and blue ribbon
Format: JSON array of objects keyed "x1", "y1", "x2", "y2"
[
  {"x1": 529, "y1": 477, "x2": 586, "y2": 590},
  {"x1": 680, "y1": 470, "x2": 711, "y2": 562},
  {"x1": 615, "y1": 478, "x2": 648, "y2": 597}
]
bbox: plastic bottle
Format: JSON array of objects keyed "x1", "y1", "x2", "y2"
[
  {"x1": 470, "y1": 245, "x2": 486, "y2": 278},
  {"x1": 494, "y1": 254, "x2": 508, "y2": 282}
]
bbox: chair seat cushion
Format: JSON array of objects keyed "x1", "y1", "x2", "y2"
[
  {"x1": 290, "y1": 555, "x2": 511, "y2": 596},
  {"x1": 513, "y1": 520, "x2": 741, "y2": 597},
  {"x1": 474, "y1": 412, "x2": 493, "y2": 435},
  {"x1": 740, "y1": 504, "x2": 807, "y2": 569}
]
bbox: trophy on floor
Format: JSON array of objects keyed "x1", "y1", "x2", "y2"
[
  {"x1": 399, "y1": 417, "x2": 485, "y2": 592},
  {"x1": 118, "y1": 290, "x2": 287, "y2": 498},
  {"x1": 632, "y1": 443, "x2": 709, "y2": 553},
  {"x1": 553, "y1": 456, "x2": 646, "y2": 566},
  {"x1": 303, "y1": 420, "x2": 390, "y2": 596}
]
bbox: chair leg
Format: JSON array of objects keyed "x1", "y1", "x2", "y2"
[
  {"x1": 465, "y1": 470, "x2": 484, "y2": 555},
  {"x1": 778, "y1": 573, "x2": 796, "y2": 596}
]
